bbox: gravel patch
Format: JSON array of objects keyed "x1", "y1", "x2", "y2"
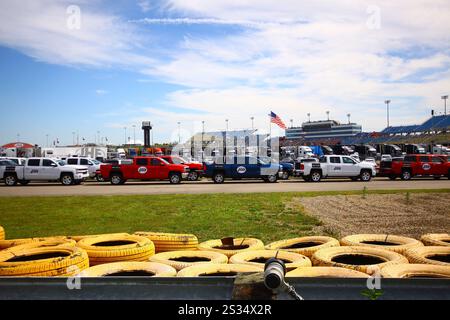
[{"x1": 294, "y1": 193, "x2": 450, "y2": 239}]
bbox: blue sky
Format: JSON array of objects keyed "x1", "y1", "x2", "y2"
[{"x1": 0, "y1": 0, "x2": 449, "y2": 146}]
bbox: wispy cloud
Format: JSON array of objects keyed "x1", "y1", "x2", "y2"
[{"x1": 95, "y1": 89, "x2": 108, "y2": 95}]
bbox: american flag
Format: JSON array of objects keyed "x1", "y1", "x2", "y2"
[{"x1": 269, "y1": 111, "x2": 286, "y2": 129}]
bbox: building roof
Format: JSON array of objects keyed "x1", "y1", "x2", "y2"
[{"x1": 1, "y1": 142, "x2": 35, "y2": 149}]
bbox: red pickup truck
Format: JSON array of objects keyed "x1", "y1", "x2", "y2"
[
  {"x1": 100, "y1": 157, "x2": 189, "y2": 185},
  {"x1": 159, "y1": 156, "x2": 203, "y2": 181},
  {"x1": 380, "y1": 154, "x2": 450, "y2": 180}
]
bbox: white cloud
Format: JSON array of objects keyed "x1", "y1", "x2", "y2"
[
  {"x1": 0, "y1": 0, "x2": 154, "y2": 68},
  {"x1": 95, "y1": 89, "x2": 108, "y2": 95},
  {"x1": 137, "y1": 1, "x2": 152, "y2": 13}
]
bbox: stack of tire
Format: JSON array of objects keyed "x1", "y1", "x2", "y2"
[
  {"x1": 134, "y1": 231, "x2": 198, "y2": 253},
  {"x1": 0, "y1": 226, "x2": 4, "y2": 240}
]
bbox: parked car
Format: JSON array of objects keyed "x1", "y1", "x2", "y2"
[
  {"x1": 381, "y1": 154, "x2": 450, "y2": 180},
  {"x1": 3, "y1": 158, "x2": 89, "y2": 186},
  {"x1": 302, "y1": 155, "x2": 376, "y2": 182},
  {"x1": 160, "y1": 155, "x2": 203, "y2": 181},
  {"x1": 100, "y1": 156, "x2": 189, "y2": 185},
  {"x1": 66, "y1": 157, "x2": 103, "y2": 181},
  {"x1": 203, "y1": 156, "x2": 282, "y2": 183}
]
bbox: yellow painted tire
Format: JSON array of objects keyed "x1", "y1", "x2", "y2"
[
  {"x1": 380, "y1": 264, "x2": 450, "y2": 278},
  {"x1": 311, "y1": 246, "x2": 408, "y2": 275},
  {"x1": 286, "y1": 267, "x2": 369, "y2": 278},
  {"x1": 149, "y1": 250, "x2": 228, "y2": 271},
  {"x1": 0, "y1": 246, "x2": 89, "y2": 276},
  {"x1": 79, "y1": 261, "x2": 177, "y2": 277},
  {"x1": 134, "y1": 232, "x2": 198, "y2": 253},
  {"x1": 340, "y1": 234, "x2": 423, "y2": 253},
  {"x1": 2, "y1": 238, "x2": 76, "y2": 251},
  {"x1": 0, "y1": 226, "x2": 4, "y2": 240},
  {"x1": 68, "y1": 233, "x2": 130, "y2": 242},
  {"x1": 265, "y1": 236, "x2": 340, "y2": 257},
  {"x1": 177, "y1": 263, "x2": 263, "y2": 277},
  {"x1": 198, "y1": 238, "x2": 264, "y2": 258},
  {"x1": 404, "y1": 246, "x2": 450, "y2": 266},
  {"x1": 420, "y1": 234, "x2": 450, "y2": 247},
  {"x1": 0, "y1": 236, "x2": 67, "y2": 250},
  {"x1": 229, "y1": 250, "x2": 312, "y2": 270},
  {"x1": 77, "y1": 234, "x2": 155, "y2": 266}
]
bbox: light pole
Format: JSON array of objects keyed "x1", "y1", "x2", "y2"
[
  {"x1": 290, "y1": 119, "x2": 294, "y2": 128},
  {"x1": 123, "y1": 127, "x2": 127, "y2": 145},
  {"x1": 17, "y1": 133, "x2": 20, "y2": 142},
  {"x1": 132, "y1": 125, "x2": 136, "y2": 145},
  {"x1": 177, "y1": 122, "x2": 181, "y2": 143},
  {"x1": 250, "y1": 117, "x2": 254, "y2": 130},
  {"x1": 225, "y1": 119, "x2": 229, "y2": 132},
  {"x1": 46, "y1": 134, "x2": 49, "y2": 147},
  {"x1": 72, "y1": 132, "x2": 75, "y2": 145},
  {"x1": 442, "y1": 95, "x2": 448, "y2": 115},
  {"x1": 97, "y1": 131, "x2": 100, "y2": 145},
  {"x1": 385, "y1": 100, "x2": 391, "y2": 128},
  {"x1": 326, "y1": 111, "x2": 330, "y2": 121},
  {"x1": 347, "y1": 113, "x2": 351, "y2": 124},
  {"x1": 307, "y1": 113, "x2": 311, "y2": 122}
]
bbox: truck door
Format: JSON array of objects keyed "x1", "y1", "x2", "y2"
[
  {"x1": 328, "y1": 156, "x2": 342, "y2": 176},
  {"x1": 150, "y1": 158, "x2": 166, "y2": 179},
  {"x1": 135, "y1": 158, "x2": 151, "y2": 179},
  {"x1": 431, "y1": 156, "x2": 446, "y2": 175},
  {"x1": 342, "y1": 157, "x2": 359, "y2": 176},
  {"x1": 418, "y1": 155, "x2": 431, "y2": 176},
  {"x1": 24, "y1": 159, "x2": 42, "y2": 180},
  {"x1": 42, "y1": 159, "x2": 60, "y2": 180}
]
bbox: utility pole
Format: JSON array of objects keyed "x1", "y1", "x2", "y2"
[{"x1": 385, "y1": 100, "x2": 391, "y2": 128}]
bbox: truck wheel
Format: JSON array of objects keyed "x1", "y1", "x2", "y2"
[
  {"x1": 281, "y1": 171, "x2": 289, "y2": 180},
  {"x1": 266, "y1": 174, "x2": 278, "y2": 183},
  {"x1": 401, "y1": 170, "x2": 412, "y2": 181},
  {"x1": 213, "y1": 172, "x2": 225, "y2": 184},
  {"x1": 310, "y1": 171, "x2": 322, "y2": 182},
  {"x1": 96, "y1": 175, "x2": 105, "y2": 182},
  {"x1": 169, "y1": 173, "x2": 182, "y2": 184},
  {"x1": 360, "y1": 170, "x2": 372, "y2": 182},
  {"x1": 110, "y1": 174, "x2": 123, "y2": 185},
  {"x1": 4, "y1": 175, "x2": 17, "y2": 186},
  {"x1": 61, "y1": 174, "x2": 74, "y2": 186},
  {"x1": 188, "y1": 171, "x2": 199, "y2": 181},
  {"x1": 19, "y1": 180, "x2": 30, "y2": 185}
]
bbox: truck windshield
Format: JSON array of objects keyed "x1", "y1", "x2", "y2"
[{"x1": 56, "y1": 160, "x2": 66, "y2": 166}]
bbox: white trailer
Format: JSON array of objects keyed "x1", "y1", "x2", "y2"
[{"x1": 41, "y1": 147, "x2": 108, "y2": 161}]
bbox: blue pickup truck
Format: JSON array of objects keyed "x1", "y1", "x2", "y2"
[{"x1": 203, "y1": 156, "x2": 282, "y2": 183}]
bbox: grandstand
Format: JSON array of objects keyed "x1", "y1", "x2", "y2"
[{"x1": 380, "y1": 115, "x2": 450, "y2": 135}]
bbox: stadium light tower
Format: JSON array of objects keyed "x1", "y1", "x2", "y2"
[
  {"x1": 177, "y1": 122, "x2": 181, "y2": 143},
  {"x1": 307, "y1": 113, "x2": 311, "y2": 122},
  {"x1": 250, "y1": 117, "x2": 254, "y2": 130},
  {"x1": 347, "y1": 113, "x2": 351, "y2": 124},
  {"x1": 385, "y1": 100, "x2": 391, "y2": 128},
  {"x1": 290, "y1": 119, "x2": 293, "y2": 128},
  {"x1": 326, "y1": 111, "x2": 330, "y2": 121},
  {"x1": 442, "y1": 95, "x2": 448, "y2": 115}
]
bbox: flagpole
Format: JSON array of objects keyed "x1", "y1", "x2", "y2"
[{"x1": 269, "y1": 111, "x2": 272, "y2": 156}]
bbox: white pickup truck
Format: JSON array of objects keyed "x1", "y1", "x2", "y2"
[
  {"x1": 3, "y1": 158, "x2": 89, "y2": 186},
  {"x1": 65, "y1": 157, "x2": 103, "y2": 181},
  {"x1": 302, "y1": 155, "x2": 376, "y2": 182}
]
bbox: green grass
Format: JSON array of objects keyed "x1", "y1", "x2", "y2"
[{"x1": 0, "y1": 188, "x2": 449, "y2": 243}]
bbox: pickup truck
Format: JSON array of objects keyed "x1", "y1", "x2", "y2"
[
  {"x1": 66, "y1": 157, "x2": 103, "y2": 181},
  {"x1": 3, "y1": 158, "x2": 89, "y2": 186},
  {"x1": 259, "y1": 156, "x2": 294, "y2": 180},
  {"x1": 159, "y1": 155, "x2": 203, "y2": 181},
  {"x1": 380, "y1": 154, "x2": 450, "y2": 180},
  {"x1": 100, "y1": 156, "x2": 190, "y2": 185},
  {"x1": 0, "y1": 159, "x2": 18, "y2": 182},
  {"x1": 203, "y1": 156, "x2": 282, "y2": 183},
  {"x1": 302, "y1": 155, "x2": 376, "y2": 182}
]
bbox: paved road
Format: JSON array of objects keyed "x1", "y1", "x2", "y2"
[{"x1": 0, "y1": 178, "x2": 448, "y2": 197}]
